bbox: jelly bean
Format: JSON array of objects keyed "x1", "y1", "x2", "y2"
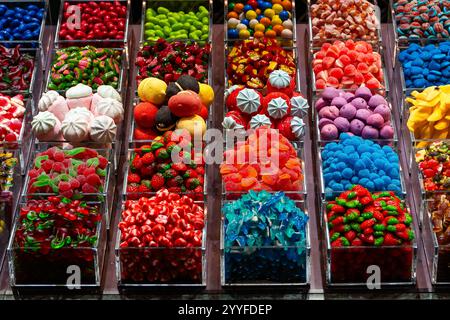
[{"x1": 0, "y1": 3, "x2": 45, "y2": 42}]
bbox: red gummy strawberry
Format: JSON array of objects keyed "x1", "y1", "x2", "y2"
[
  {"x1": 163, "y1": 169, "x2": 177, "y2": 179},
  {"x1": 193, "y1": 185, "x2": 203, "y2": 194},
  {"x1": 195, "y1": 166, "x2": 205, "y2": 176},
  {"x1": 138, "y1": 184, "x2": 151, "y2": 193},
  {"x1": 141, "y1": 152, "x2": 155, "y2": 165},
  {"x1": 61, "y1": 190, "x2": 74, "y2": 198},
  {"x1": 168, "y1": 187, "x2": 182, "y2": 193},
  {"x1": 183, "y1": 169, "x2": 198, "y2": 179},
  {"x1": 185, "y1": 177, "x2": 200, "y2": 190},
  {"x1": 53, "y1": 150, "x2": 65, "y2": 162},
  {"x1": 155, "y1": 148, "x2": 169, "y2": 160},
  {"x1": 140, "y1": 165, "x2": 155, "y2": 177},
  {"x1": 150, "y1": 173, "x2": 165, "y2": 190},
  {"x1": 52, "y1": 162, "x2": 65, "y2": 173},
  {"x1": 77, "y1": 175, "x2": 87, "y2": 186},
  {"x1": 86, "y1": 173, "x2": 101, "y2": 186},
  {"x1": 172, "y1": 162, "x2": 188, "y2": 172},
  {"x1": 276, "y1": 116, "x2": 296, "y2": 140},
  {"x1": 82, "y1": 183, "x2": 97, "y2": 193},
  {"x1": 41, "y1": 160, "x2": 54, "y2": 172},
  {"x1": 131, "y1": 156, "x2": 143, "y2": 170},
  {"x1": 69, "y1": 178, "x2": 81, "y2": 189},
  {"x1": 127, "y1": 173, "x2": 141, "y2": 184},
  {"x1": 83, "y1": 167, "x2": 96, "y2": 176},
  {"x1": 166, "y1": 141, "x2": 180, "y2": 154},
  {"x1": 134, "y1": 127, "x2": 158, "y2": 141},
  {"x1": 162, "y1": 131, "x2": 174, "y2": 144},
  {"x1": 167, "y1": 176, "x2": 184, "y2": 187},
  {"x1": 58, "y1": 181, "x2": 71, "y2": 192},
  {"x1": 126, "y1": 183, "x2": 140, "y2": 193}
]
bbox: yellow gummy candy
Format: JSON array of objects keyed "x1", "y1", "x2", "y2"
[{"x1": 434, "y1": 119, "x2": 450, "y2": 130}]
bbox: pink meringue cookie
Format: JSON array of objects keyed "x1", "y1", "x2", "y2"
[
  {"x1": 66, "y1": 84, "x2": 93, "y2": 110},
  {"x1": 38, "y1": 91, "x2": 69, "y2": 122},
  {"x1": 31, "y1": 111, "x2": 63, "y2": 141}
]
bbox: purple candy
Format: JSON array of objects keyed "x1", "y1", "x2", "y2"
[
  {"x1": 367, "y1": 113, "x2": 385, "y2": 128},
  {"x1": 318, "y1": 117, "x2": 334, "y2": 130},
  {"x1": 321, "y1": 124, "x2": 339, "y2": 140},
  {"x1": 318, "y1": 106, "x2": 340, "y2": 120},
  {"x1": 355, "y1": 86, "x2": 372, "y2": 101},
  {"x1": 330, "y1": 96, "x2": 347, "y2": 108},
  {"x1": 339, "y1": 103, "x2": 357, "y2": 119},
  {"x1": 322, "y1": 87, "x2": 340, "y2": 101},
  {"x1": 368, "y1": 94, "x2": 388, "y2": 109},
  {"x1": 373, "y1": 104, "x2": 391, "y2": 121},
  {"x1": 380, "y1": 125, "x2": 394, "y2": 139},
  {"x1": 315, "y1": 98, "x2": 327, "y2": 111},
  {"x1": 343, "y1": 92, "x2": 355, "y2": 102},
  {"x1": 351, "y1": 97, "x2": 368, "y2": 109},
  {"x1": 355, "y1": 108, "x2": 372, "y2": 122},
  {"x1": 334, "y1": 117, "x2": 350, "y2": 132},
  {"x1": 361, "y1": 125, "x2": 380, "y2": 139},
  {"x1": 350, "y1": 119, "x2": 365, "y2": 135}
]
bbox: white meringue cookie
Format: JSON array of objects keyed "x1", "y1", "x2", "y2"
[
  {"x1": 291, "y1": 116, "x2": 306, "y2": 139},
  {"x1": 290, "y1": 96, "x2": 309, "y2": 118},
  {"x1": 65, "y1": 107, "x2": 94, "y2": 123},
  {"x1": 237, "y1": 88, "x2": 261, "y2": 114},
  {"x1": 97, "y1": 85, "x2": 121, "y2": 102},
  {"x1": 38, "y1": 91, "x2": 60, "y2": 112},
  {"x1": 90, "y1": 115, "x2": 117, "y2": 144},
  {"x1": 66, "y1": 83, "x2": 93, "y2": 99},
  {"x1": 249, "y1": 114, "x2": 272, "y2": 129},
  {"x1": 31, "y1": 111, "x2": 62, "y2": 141},
  {"x1": 267, "y1": 97, "x2": 289, "y2": 119},
  {"x1": 92, "y1": 97, "x2": 124, "y2": 124},
  {"x1": 268, "y1": 70, "x2": 291, "y2": 88},
  {"x1": 61, "y1": 115, "x2": 90, "y2": 142},
  {"x1": 222, "y1": 116, "x2": 244, "y2": 130}
]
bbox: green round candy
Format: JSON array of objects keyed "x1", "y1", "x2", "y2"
[
  {"x1": 157, "y1": 7, "x2": 169, "y2": 15},
  {"x1": 228, "y1": 2, "x2": 235, "y2": 10}
]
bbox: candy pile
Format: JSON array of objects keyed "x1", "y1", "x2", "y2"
[
  {"x1": 399, "y1": 42, "x2": 450, "y2": 88},
  {"x1": 220, "y1": 127, "x2": 304, "y2": 193},
  {"x1": 0, "y1": 45, "x2": 35, "y2": 92},
  {"x1": 0, "y1": 3, "x2": 45, "y2": 42},
  {"x1": 0, "y1": 93, "x2": 26, "y2": 143},
  {"x1": 429, "y1": 194, "x2": 450, "y2": 245},
  {"x1": 415, "y1": 141, "x2": 450, "y2": 191},
  {"x1": 58, "y1": 1, "x2": 127, "y2": 41},
  {"x1": 144, "y1": 6, "x2": 209, "y2": 42},
  {"x1": 26, "y1": 147, "x2": 109, "y2": 199},
  {"x1": 406, "y1": 86, "x2": 450, "y2": 143},
  {"x1": 311, "y1": 0, "x2": 379, "y2": 42},
  {"x1": 126, "y1": 133, "x2": 205, "y2": 197},
  {"x1": 118, "y1": 189, "x2": 204, "y2": 283},
  {"x1": 326, "y1": 185, "x2": 414, "y2": 247},
  {"x1": 226, "y1": 38, "x2": 296, "y2": 89},
  {"x1": 32, "y1": 84, "x2": 123, "y2": 144},
  {"x1": 224, "y1": 70, "x2": 307, "y2": 140},
  {"x1": 136, "y1": 39, "x2": 210, "y2": 84},
  {"x1": 0, "y1": 152, "x2": 17, "y2": 192},
  {"x1": 12, "y1": 197, "x2": 101, "y2": 284},
  {"x1": 313, "y1": 40, "x2": 384, "y2": 90},
  {"x1": 223, "y1": 191, "x2": 308, "y2": 283},
  {"x1": 322, "y1": 134, "x2": 402, "y2": 194},
  {"x1": 134, "y1": 75, "x2": 212, "y2": 140},
  {"x1": 393, "y1": 0, "x2": 450, "y2": 41},
  {"x1": 227, "y1": 0, "x2": 294, "y2": 40},
  {"x1": 316, "y1": 86, "x2": 394, "y2": 140},
  {"x1": 327, "y1": 185, "x2": 414, "y2": 283},
  {"x1": 48, "y1": 46, "x2": 122, "y2": 91}
]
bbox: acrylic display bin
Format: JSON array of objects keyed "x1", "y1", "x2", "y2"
[
  {"x1": 44, "y1": 46, "x2": 128, "y2": 96},
  {"x1": 115, "y1": 197, "x2": 207, "y2": 287},
  {"x1": 224, "y1": 0, "x2": 297, "y2": 47},
  {"x1": 140, "y1": 0, "x2": 212, "y2": 45},
  {"x1": 224, "y1": 42, "x2": 300, "y2": 90},
  {"x1": 308, "y1": 43, "x2": 390, "y2": 96},
  {"x1": 54, "y1": 0, "x2": 131, "y2": 48},
  {"x1": 221, "y1": 140, "x2": 307, "y2": 202},
  {"x1": 307, "y1": 0, "x2": 382, "y2": 49},
  {"x1": 323, "y1": 199, "x2": 418, "y2": 287},
  {"x1": 7, "y1": 201, "x2": 107, "y2": 288},
  {"x1": 21, "y1": 144, "x2": 115, "y2": 227},
  {"x1": 0, "y1": 0, "x2": 48, "y2": 49},
  {"x1": 221, "y1": 200, "x2": 310, "y2": 287}
]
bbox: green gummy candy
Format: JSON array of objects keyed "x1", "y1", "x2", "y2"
[
  {"x1": 157, "y1": 7, "x2": 169, "y2": 14},
  {"x1": 148, "y1": 17, "x2": 159, "y2": 24},
  {"x1": 168, "y1": 17, "x2": 177, "y2": 24},
  {"x1": 155, "y1": 14, "x2": 166, "y2": 20},
  {"x1": 199, "y1": 6, "x2": 208, "y2": 13},
  {"x1": 190, "y1": 33, "x2": 200, "y2": 40},
  {"x1": 146, "y1": 8, "x2": 157, "y2": 16},
  {"x1": 193, "y1": 21, "x2": 203, "y2": 29},
  {"x1": 159, "y1": 20, "x2": 170, "y2": 27},
  {"x1": 163, "y1": 26, "x2": 172, "y2": 36},
  {"x1": 198, "y1": 12, "x2": 208, "y2": 20},
  {"x1": 189, "y1": 25, "x2": 197, "y2": 33},
  {"x1": 155, "y1": 30, "x2": 165, "y2": 38},
  {"x1": 200, "y1": 33, "x2": 208, "y2": 40},
  {"x1": 201, "y1": 25, "x2": 209, "y2": 33},
  {"x1": 172, "y1": 23, "x2": 184, "y2": 31},
  {"x1": 145, "y1": 30, "x2": 155, "y2": 37},
  {"x1": 144, "y1": 22, "x2": 154, "y2": 28},
  {"x1": 202, "y1": 17, "x2": 209, "y2": 24}
]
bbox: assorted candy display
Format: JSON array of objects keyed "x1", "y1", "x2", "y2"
[
  {"x1": 0, "y1": 3, "x2": 45, "y2": 42},
  {"x1": 326, "y1": 185, "x2": 415, "y2": 283},
  {"x1": 126, "y1": 134, "x2": 205, "y2": 197},
  {"x1": 322, "y1": 133, "x2": 402, "y2": 195},
  {"x1": 133, "y1": 75, "x2": 212, "y2": 141},
  {"x1": 406, "y1": 86, "x2": 450, "y2": 145},
  {"x1": 136, "y1": 39, "x2": 211, "y2": 84},
  {"x1": 393, "y1": 0, "x2": 450, "y2": 42},
  {"x1": 220, "y1": 127, "x2": 304, "y2": 193},
  {"x1": 58, "y1": 1, "x2": 127, "y2": 42},
  {"x1": 26, "y1": 147, "x2": 109, "y2": 200},
  {"x1": 316, "y1": 86, "x2": 394, "y2": 141},
  {"x1": 118, "y1": 189, "x2": 204, "y2": 284},
  {"x1": 226, "y1": 0, "x2": 294, "y2": 40},
  {"x1": 226, "y1": 38, "x2": 296, "y2": 89},
  {"x1": 33, "y1": 84, "x2": 123, "y2": 144},
  {"x1": 11, "y1": 197, "x2": 102, "y2": 285},
  {"x1": 310, "y1": 0, "x2": 379, "y2": 42},
  {"x1": 0, "y1": 93, "x2": 26, "y2": 143},
  {"x1": 399, "y1": 42, "x2": 450, "y2": 89},
  {"x1": 0, "y1": 45, "x2": 35, "y2": 92},
  {"x1": 223, "y1": 70, "x2": 307, "y2": 140},
  {"x1": 0, "y1": 151, "x2": 18, "y2": 193},
  {"x1": 47, "y1": 46, "x2": 122, "y2": 91},
  {"x1": 144, "y1": 5, "x2": 209, "y2": 42},
  {"x1": 415, "y1": 141, "x2": 450, "y2": 191},
  {"x1": 313, "y1": 40, "x2": 384, "y2": 90},
  {"x1": 223, "y1": 191, "x2": 308, "y2": 283}
]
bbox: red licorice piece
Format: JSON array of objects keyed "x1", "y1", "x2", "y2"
[
  {"x1": 119, "y1": 189, "x2": 205, "y2": 283},
  {"x1": 59, "y1": 1, "x2": 127, "y2": 41}
]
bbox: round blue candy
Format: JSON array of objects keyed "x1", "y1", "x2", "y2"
[
  {"x1": 257, "y1": 14, "x2": 265, "y2": 20},
  {"x1": 342, "y1": 168, "x2": 353, "y2": 179},
  {"x1": 228, "y1": 29, "x2": 239, "y2": 39},
  {"x1": 241, "y1": 18, "x2": 249, "y2": 26},
  {"x1": 279, "y1": 10, "x2": 289, "y2": 21},
  {"x1": 243, "y1": 4, "x2": 253, "y2": 12}
]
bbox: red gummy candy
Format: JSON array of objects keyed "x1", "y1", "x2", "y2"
[
  {"x1": 344, "y1": 64, "x2": 357, "y2": 76},
  {"x1": 329, "y1": 68, "x2": 344, "y2": 80},
  {"x1": 322, "y1": 56, "x2": 335, "y2": 69},
  {"x1": 357, "y1": 62, "x2": 369, "y2": 74}
]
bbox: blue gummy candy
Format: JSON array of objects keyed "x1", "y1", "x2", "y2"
[{"x1": 342, "y1": 168, "x2": 353, "y2": 179}]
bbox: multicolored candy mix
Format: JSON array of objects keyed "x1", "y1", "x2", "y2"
[
  {"x1": 0, "y1": 45, "x2": 35, "y2": 92},
  {"x1": 0, "y1": 151, "x2": 17, "y2": 192},
  {"x1": 415, "y1": 141, "x2": 450, "y2": 191},
  {"x1": 0, "y1": 93, "x2": 25, "y2": 143}
]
